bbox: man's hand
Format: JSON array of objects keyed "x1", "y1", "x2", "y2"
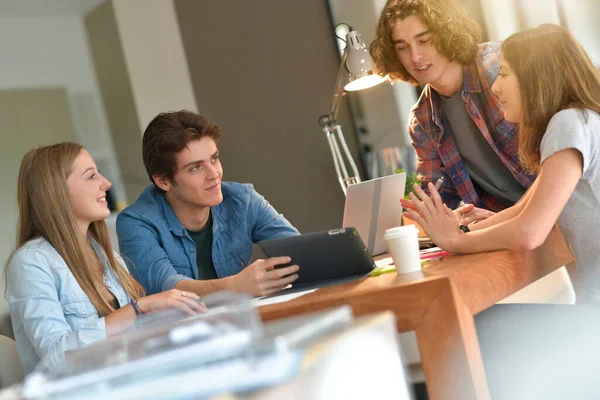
[
  {"x1": 402, "y1": 198, "x2": 495, "y2": 225},
  {"x1": 453, "y1": 204, "x2": 495, "y2": 225},
  {"x1": 229, "y1": 256, "x2": 299, "y2": 297}
]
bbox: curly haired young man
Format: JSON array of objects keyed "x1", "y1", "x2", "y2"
[{"x1": 370, "y1": 0, "x2": 536, "y2": 222}]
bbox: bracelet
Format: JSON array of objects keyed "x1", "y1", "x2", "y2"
[
  {"x1": 130, "y1": 298, "x2": 142, "y2": 317},
  {"x1": 459, "y1": 225, "x2": 471, "y2": 233}
]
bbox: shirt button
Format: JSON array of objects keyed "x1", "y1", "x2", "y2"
[
  {"x1": 82, "y1": 310, "x2": 86, "y2": 315},
  {"x1": 190, "y1": 248, "x2": 195, "y2": 252},
  {"x1": 240, "y1": 261, "x2": 245, "y2": 267}
]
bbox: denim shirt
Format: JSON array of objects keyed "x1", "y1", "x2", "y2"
[
  {"x1": 116, "y1": 182, "x2": 300, "y2": 295},
  {"x1": 7, "y1": 237, "x2": 129, "y2": 375}
]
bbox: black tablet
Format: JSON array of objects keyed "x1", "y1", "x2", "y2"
[{"x1": 258, "y1": 228, "x2": 375, "y2": 286}]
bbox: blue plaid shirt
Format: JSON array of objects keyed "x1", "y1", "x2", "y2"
[{"x1": 408, "y1": 42, "x2": 536, "y2": 211}]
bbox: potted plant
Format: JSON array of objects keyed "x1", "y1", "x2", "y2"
[
  {"x1": 396, "y1": 168, "x2": 420, "y2": 199},
  {"x1": 396, "y1": 169, "x2": 427, "y2": 236}
]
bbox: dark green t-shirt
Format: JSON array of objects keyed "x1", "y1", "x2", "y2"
[{"x1": 186, "y1": 211, "x2": 218, "y2": 280}]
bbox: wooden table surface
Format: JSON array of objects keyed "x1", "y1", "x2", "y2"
[{"x1": 259, "y1": 227, "x2": 574, "y2": 400}]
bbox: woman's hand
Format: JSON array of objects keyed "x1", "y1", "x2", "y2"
[
  {"x1": 138, "y1": 289, "x2": 207, "y2": 316},
  {"x1": 454, "y1": 204, "x2": 495, "y2": 225},
  {"x1": 401, "y1": 198, "x2": 495, "y2": 225},
  {"x1": 403, "y1": 183, "x2": 462, "y2": 251}
]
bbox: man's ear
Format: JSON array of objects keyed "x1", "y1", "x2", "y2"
[{"x1": 153, "y1": 174, "x2": 172, "y2": 192}]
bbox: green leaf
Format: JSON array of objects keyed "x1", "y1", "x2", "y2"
[{"x1": 395, "y1": 168, "x2": 420, "y2": 199}]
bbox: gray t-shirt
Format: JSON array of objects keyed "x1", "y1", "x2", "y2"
[
  {"x1": 440, "y1": 92, "x2": 526, "y2": 206},
  {"x1": 540, "y1": 108, "x2": 600, "y2": 300}
]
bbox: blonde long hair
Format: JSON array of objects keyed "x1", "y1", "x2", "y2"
[
  {"x1": 6, "y1": 142, "x2": 145, "y2": 316},
  {"x1": 502, "y1": 24, "x2": 600, "y2": 172}
]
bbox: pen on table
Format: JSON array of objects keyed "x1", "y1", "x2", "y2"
[{"x1": 434, "y1": 175, "x2": 445, "y2": 191}]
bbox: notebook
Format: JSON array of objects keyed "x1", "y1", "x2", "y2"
[{"x1": 342, "y1": 173, "x2": 406, "y2": 256}]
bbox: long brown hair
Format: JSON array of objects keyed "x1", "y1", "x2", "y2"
[
  {"x1": 502, "y1": 24, "x2": 600, "y2": 172},
  {"x1": 6, "y1": 142, "x2": 145, "y2": 316},
  {"x1": 369, "y1": 0, "x2": 481, "y2": 85}
]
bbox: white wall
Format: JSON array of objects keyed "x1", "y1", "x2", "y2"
[
  {"x1": 0, "y1": 15, "x2": 122, "y2": 317},
  {"x1": 480, "y1": 0, "x2": 600, "y2": 66},
  {"x1": 518, "y1": 0, "x2": 561, "y2": 28},
  {"x1": 0, "y1": 15, "x2": 125, "y2": 204},
  {"x1": 561, "y1": 0, "x2": 600, "y2": 66},
  {"x1": 112, "y1": 0, "x2": 198, "y2": 131},
  {"x1": 480, "y1": 0, "x2": 521, "y2": 41}
]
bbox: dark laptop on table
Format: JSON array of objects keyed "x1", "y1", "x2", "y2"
[
  {"x1": 258, "y1": 173, "x2": 405, "y2": 296},
  {"x1": 258, "y1": 228, "x2": 374, "y2": 295}
]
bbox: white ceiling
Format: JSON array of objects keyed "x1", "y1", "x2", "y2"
[{"x1": 0, "y1": 0, "x2": 106, "y2": 17}]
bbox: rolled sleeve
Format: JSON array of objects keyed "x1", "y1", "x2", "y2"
[
  {"x1": 162, "y1": 274, "x2": 193, "y2": 292},
  {"x1": 248, "y1": 186, "x2": 300, "y2": 242},
  {"x1": 117, "y1": 210, "x2": 185, "y2": 295},
  {"x1": 408, "y1": 117, "x2": 445, "y2": 186},
  {"x1": 409, "y1": 118, "x2": 461, "y2": 208}
]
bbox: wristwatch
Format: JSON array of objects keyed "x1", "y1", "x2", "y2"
[{"x1": 459, "y1": 225, "x2": 470, "y2": 233}]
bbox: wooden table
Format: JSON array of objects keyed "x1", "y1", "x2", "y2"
[{"x1": 259, "y1": 227, "x2": 573, "y2": 400}]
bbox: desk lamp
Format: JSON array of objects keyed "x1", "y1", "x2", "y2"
[{"x1": 319, "y1": 25, "x2": 387, "y2": 194}]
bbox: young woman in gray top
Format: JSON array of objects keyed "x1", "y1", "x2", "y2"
[
  {"x1": 406, "y1": 24, "x2": 600, "y2": 302},
  {"x1": 404, "y1": 24, "x2": 600, "y2": 399}
]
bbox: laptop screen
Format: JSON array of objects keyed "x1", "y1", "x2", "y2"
[{"x1": 342, "y1": 173, "x2": 406, "y2": 255}]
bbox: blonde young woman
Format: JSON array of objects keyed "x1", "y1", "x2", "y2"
[
  {"x1": 405, "y1": 25, "x2": 600, "y2": 399},
  {"x1": 5, "y1": 143, "x2": 204, "y2": 374}
]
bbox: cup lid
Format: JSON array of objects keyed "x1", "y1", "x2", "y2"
[{"x1": 384, "y1": 225, "x2": 418, "y2": 239}]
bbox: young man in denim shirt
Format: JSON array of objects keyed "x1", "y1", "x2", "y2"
[
  {"x1": 116, "y1": 111, "x2": 300, "y2": 297},
  {"x1": 370, "y1": 0, "x2": 536, "y2": 224}
]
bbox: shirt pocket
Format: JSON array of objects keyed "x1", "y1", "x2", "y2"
[
  {"x1": 227, "y1": 243, "x2": 253, "y2": 268},
  {"x1": 62, "y1": 299, "x2": 98, "y2": 329}
]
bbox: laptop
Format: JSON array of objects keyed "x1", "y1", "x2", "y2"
[{"x1": 342, "y1": 172, "x2": 406, "y2": 256}]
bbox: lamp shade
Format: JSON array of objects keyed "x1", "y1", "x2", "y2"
[{"x1": 343, "y1": 30, "x2": 386, "y2": 91}]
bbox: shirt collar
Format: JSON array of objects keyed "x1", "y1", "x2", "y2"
[
  {"x1": 156, "y1": 187, "x2": 235, "y2": 236},
  {"x1": 88, "y1": 234, "x2": 111, "y2": 274},
  {"x1": 462, "y1": 62, "x2": 482, "y2": 94}
]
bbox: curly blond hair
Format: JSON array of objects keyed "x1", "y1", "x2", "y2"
[{"x1": 369, "y1": 0, "x2": 481, "y2": 85}]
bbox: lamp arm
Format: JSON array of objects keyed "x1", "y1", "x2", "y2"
[
  {"x1": 334, "y1": 125, "x2": 361, "y2": 183},
  {"x1": 325, "y1": 128, "x2": 350, "y2": 194},
  {"x1": 328, "y1": 49, "x2": 348, "y2": 125}
]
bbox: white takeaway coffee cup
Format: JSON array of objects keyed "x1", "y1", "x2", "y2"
[{"x1": 384, "y1": 225, "x2": 421, "y2": 274}]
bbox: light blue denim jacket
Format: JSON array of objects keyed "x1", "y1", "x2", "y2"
[
  {"x1": 7, "y1": 237, "x2": 129, "y2": 374},
  {"x1": 116, "y1": 182, "x2": 300, "y2": 295}
]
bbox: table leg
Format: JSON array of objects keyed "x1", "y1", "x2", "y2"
[{"x1": 415, "y1": 281, "x2": 490, "y2": 400}]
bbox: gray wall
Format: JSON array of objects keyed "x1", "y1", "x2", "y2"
[
  {"x1": 84, "y1": 1, "x2": 147, "y2": 204},
  {"x1": 174, "y1": 0, "x2": 356, "y2": 233},
  {"x1": 0, "y1": 88, "x2": 76, "y2": 318}
]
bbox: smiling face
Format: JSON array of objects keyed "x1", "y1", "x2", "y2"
[
  {"x1": 66, "y1": 149, "x2": 112, "y2": 234},
  {"x1": 156, "y1": 136, "x2": 223, "y2": 211},
  {"x1": 391, "y1": 15, "x2": 453, "y2": 88},
  {"x1": 491, "y1": 55, "x2": 523, "y2": 123}
]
